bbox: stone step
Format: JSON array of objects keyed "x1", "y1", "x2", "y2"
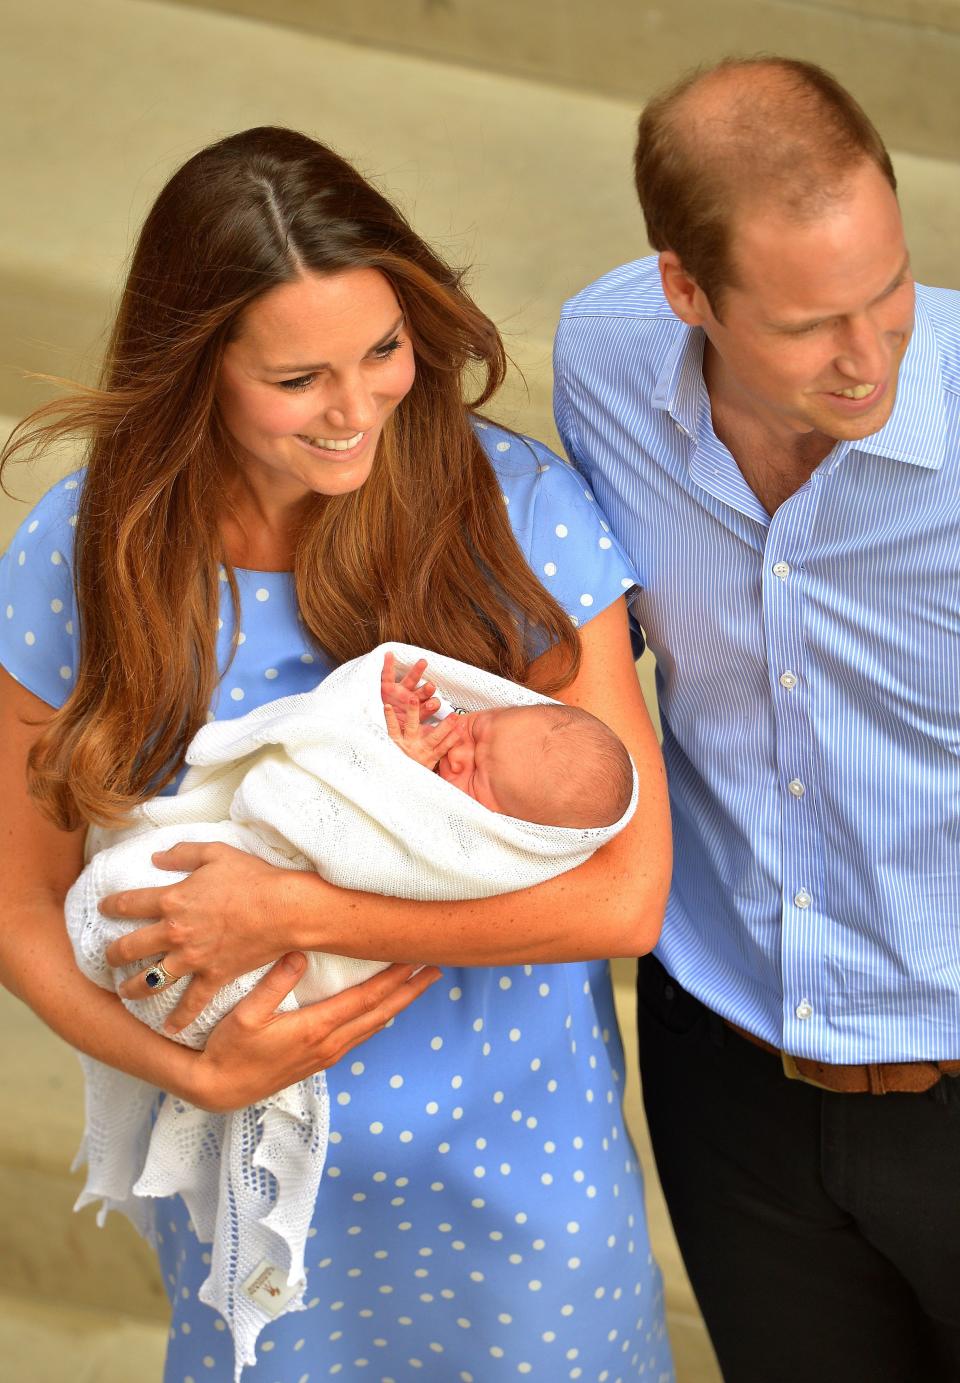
[
  {"x1": 2, "y1": 0, "x2": 959, "y2": 461},
  {"x1": 164, "y1": 0, "x2": 960, "y2": 160},
  {"x1": 0, "y1": 1288, "x2": 167, "y2": 1383},
  {"x1": 0, "y1": 984, "x2": 169, "y2": 1323}
]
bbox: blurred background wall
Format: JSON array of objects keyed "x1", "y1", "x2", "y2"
[
  {"x1": 168, "y1": 0, "x2": 960, "y2": 158},
  {"x1": 1, "y1": 3, "x2": 957, "y2": 1379},
  {"x1": 3, "y1": 0, "x2": 959, "y2": 505}
]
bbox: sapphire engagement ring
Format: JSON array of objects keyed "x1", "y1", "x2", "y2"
[{"x1": 143, "y1": 958, "x2": 176, "y2": 991}]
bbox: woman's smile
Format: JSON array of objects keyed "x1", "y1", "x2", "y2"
[
  {"x1": 216, "y1": 266, "x2": 416, "y2": 510},
  {"x1": 295, "y1": 429, "x2": 366, "y2": 452}
]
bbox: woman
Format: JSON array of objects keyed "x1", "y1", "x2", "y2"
[{"x1": 0, "y1": 127, "x2": 673, "y2": 1381}]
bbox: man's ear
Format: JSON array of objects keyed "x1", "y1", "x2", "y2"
[{"x1": 659, "y1": 252, "x2": 711, "y2": 326}]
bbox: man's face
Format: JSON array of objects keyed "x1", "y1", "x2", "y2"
[{"x1": 678, "y1": 161, "x2": 915, "y2": 445}]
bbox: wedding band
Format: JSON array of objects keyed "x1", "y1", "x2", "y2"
[{"x1": 143, "y1": 958, "x2": 176, "y2": 991}]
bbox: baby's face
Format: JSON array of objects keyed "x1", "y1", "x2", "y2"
[{"x1": 435, "y1": 708, "x2": 528, "y2": 815}]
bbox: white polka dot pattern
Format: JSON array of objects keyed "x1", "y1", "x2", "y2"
[
  {"x1": 0, "y1": 431, "x2": 667, "y2": 1381},
  {"x1": 0, "y1": 435, "x2": 639, "y2": 721},
  {"x1": 159, "y1": 960, "x2": 671, "y2": 1382}
]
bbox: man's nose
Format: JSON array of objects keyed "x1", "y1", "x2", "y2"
[{"x1": 834, "y1": 314, "x2": 889, "y2": 382}]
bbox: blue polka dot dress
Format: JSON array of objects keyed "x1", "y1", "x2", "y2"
[{"x1": 0, "y1": 423, "x2": 674, "y2": 1383}]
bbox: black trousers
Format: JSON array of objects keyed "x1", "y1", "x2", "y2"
[{"x1": 637, "y1": 953, "x2": 960, "y2": 1383}]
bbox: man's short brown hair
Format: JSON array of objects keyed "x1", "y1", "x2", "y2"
[{"x1": 633, "y1": 57, "x2": 897, "y2": 312}]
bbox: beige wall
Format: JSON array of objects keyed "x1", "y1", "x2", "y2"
[
  {"x1": 4, "y1": 0, "x2": 959, "y2": 525},
  {"x1": 163, "y1": 0, "x2": 960, "y2": 160}
]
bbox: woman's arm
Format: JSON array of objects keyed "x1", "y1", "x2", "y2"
[
  {"x1": 307, "y1": 597, "x2": 672, "y2": 957},
  {"x1": 0, "y1": 669, "x2": 439, "y2": 1111},
  {"x1": 106, "y1": 598, "x2": 672, "y2": 1031}
]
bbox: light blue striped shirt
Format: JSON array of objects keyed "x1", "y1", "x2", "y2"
[{"x1": 555, "y1": 255, "x2": 960, "y2": 1063}]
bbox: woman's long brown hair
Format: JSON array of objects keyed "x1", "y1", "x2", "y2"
[{"x1": 1, "y1": 127, "x2": 580, "y2": 829}]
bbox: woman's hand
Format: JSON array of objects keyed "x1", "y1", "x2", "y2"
[
  {"x1": 101, "y1": 841, "x2": 321, "y2": 1032},
  {"x1": 0, "y1": 672, "x2": 440, "y2": 1111},
  {"x1": 190, "y1": 954, "x2": 442, "y2": 1113}
]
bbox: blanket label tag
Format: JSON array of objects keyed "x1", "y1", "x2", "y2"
[{"x1": 240, "y1": 1259, "x2": 302, "y2": 1317}]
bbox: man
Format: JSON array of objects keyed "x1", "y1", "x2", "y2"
[{"x1": 554, "y1": 57, "x2": 960, "y2": 1382}]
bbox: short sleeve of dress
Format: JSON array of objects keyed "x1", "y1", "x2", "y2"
[
  {"x1": 0, "y1": 472, "x2": 81, "y2": 708},
  {"x1": 475, "y1": 420, "x2": 641, "y2": 631}
]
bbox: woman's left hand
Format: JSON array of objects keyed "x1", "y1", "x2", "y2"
[{"x1": 101, "y1": 841, "x2": 316, "y2": 1032}]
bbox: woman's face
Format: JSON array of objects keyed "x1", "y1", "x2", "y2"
[{"x1": 216, "y1": 267, "x2": 416, "y2": 505}]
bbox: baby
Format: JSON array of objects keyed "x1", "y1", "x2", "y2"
[
  {"x1": 382, "y1": 651, "x2": 634, "y2": 829},
  {"x1": 68, "y1": 643, "x2": 638, "y2": 1378}
]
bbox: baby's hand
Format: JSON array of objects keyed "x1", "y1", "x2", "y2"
[
  {"x1": 384, "y1": 692, "x2": 463, "y2": 770},
  {"x1": 381, "y1": 651, "x2": 440, "y2": 723}
]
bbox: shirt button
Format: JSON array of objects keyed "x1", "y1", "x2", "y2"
[
  {"x1": 772, "y1": 561, "x2": 790, "y2": 580},
  {"x1": 779, "y1": 671, "x2": 798, "y2": 690},
  {"x1": 795, "y1": 1000, "x2": 814, "y2": 1020},
  {"x1": 794, "y1": 889, "x2": 812, "y2": 909},
  {"x1": 788, "y1": 779, "x2": 805, "y2": 797}
]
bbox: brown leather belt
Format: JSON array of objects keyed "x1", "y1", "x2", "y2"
[{"x1": 725, "y1": 1020, "x2": 960, "y2": 1095}]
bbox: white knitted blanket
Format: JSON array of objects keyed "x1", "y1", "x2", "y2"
[{"x1": 66, "y1": 643, "x2": 637, "y2": 1379}]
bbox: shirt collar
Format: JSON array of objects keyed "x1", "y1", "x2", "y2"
[
  {"x1": 844, "y1": 292, "x2": 946, "y2": 470},
  {"x1": 651, "y1": 321, "x2": 704, "y2": 439},
  {"x1": 651, "y1": 294, "x2": 946, "y2": 470}
]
